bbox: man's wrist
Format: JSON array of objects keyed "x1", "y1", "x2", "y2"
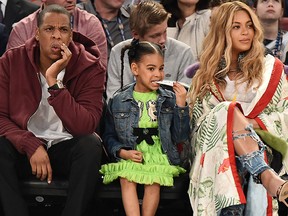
[{"x1": 48, "y1": 80, "x2": 65, "y2": 90}]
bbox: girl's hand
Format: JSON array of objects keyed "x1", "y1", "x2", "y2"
[
  {"x1": 173, "y1": 82, "x2": 187, "y2": 107},
  {"x1": 118, "y1": 149, "x2": 143, "y2": 163}
]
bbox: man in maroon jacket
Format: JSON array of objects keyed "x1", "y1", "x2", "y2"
[{"x1": 0, "y1": 4, "x2": 105, "y2": 216}]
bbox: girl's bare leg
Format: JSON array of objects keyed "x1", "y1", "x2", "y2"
[
  {"x1": 120, "y1": 178, "x2": 140, "y2": 216},
  {"x1": 142, "y1": 183, "x2": 160, "y2": 216},
  {"x1": 232, "y1": 108, "x2": 285, "y2": 196}
]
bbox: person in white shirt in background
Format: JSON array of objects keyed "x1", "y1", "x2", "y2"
[
  {"x1": 78, "y1": 0, "x2": 132, "y2": 55},
  {"x1": 254, "y1": 0, "x2": 288, "y2": 64},
  {"x1": 161, "y1": 0, "x2": 211, "y2": 63}
]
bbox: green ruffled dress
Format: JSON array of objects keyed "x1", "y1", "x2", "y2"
[{"x1": 100, "y1": 91, "x2": 185, "y2": 186}]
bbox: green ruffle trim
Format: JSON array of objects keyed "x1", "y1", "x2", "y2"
[{"x1": 100, "y1": 160, "x2": 186, "y2": 186}]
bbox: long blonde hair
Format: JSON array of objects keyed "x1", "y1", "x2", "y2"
[{"x1": 188, "y1": 1, "x2": 264, "y2": 107}]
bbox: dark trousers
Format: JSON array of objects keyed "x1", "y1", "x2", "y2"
[{"x1": 0, "y1": 134, "x2": 102, "y2": 216}]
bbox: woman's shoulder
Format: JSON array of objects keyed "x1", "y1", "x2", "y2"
[
  {"x1": 196, "y1": 9, "x2": 211, "y2": 19},
  {"x1": 197, "y1": 9, "x2": 211, "y2": 15}
]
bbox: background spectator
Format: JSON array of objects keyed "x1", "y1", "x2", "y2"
[
  {"x1": 280, "y1": 0, "x2": 288, "y2": 30},
  {"x1": 209, "y1": 0, "x2": 249, "y2": 17},
  {"x1": 161, "y1": 0, "x2": 210, "y2": 62},
  {"x1": 123, "y1": 0, "x2": 161, "y2": 6},
  {"x1": 254, "y1": 0, "x2": 288, "y2": 64},
  {"x1": 0, "y1": 0, "x2": 39, "y2": 56},
  {"x1": 78, "y1": 0, "x2": 132, "y2": 55},
  {"x1": 0, "y1": 24, "x2": 8, "y2": 56}
]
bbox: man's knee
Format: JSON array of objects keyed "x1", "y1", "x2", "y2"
[{"x1": 75, "y1": 134, "x2": 102, "y2": 158}]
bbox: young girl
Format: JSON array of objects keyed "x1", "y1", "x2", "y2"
[
  {"x1": 188, "y1": 1, "x2": 288, "y2": 215},
  {"x1": 100, "y1": 39, "x2": 190, "y2": 216}
]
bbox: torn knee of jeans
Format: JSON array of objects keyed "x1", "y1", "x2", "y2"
[
  {"x1": 232, "y1": 124, "x2": 253, "y2": 140},
  {"x1": 232, "y1": 124, "x2": 265, "y2": 149}
]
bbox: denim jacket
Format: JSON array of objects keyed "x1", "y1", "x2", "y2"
[{"x1": 103, "y1": 83, "x2": 190, "y2": 166}]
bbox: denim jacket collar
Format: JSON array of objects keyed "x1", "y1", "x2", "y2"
[{"x1": 119, "y1": 83, "x2": 173, "y2": 102}]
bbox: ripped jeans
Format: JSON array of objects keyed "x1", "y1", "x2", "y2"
[
  {"x1": 219, "y1": 124, "x2": 271, "y2": 215},
  {"x1": 235, "y1": 124, "x2": 270, "y2": 183}
]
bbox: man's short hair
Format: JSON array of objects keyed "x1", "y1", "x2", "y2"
[
  {"x1": 129, "y1": 1, "x2": 170, "y2": 37},
  {"x1": 37, "y1": 4, "x2": 71, "y2": 28}
]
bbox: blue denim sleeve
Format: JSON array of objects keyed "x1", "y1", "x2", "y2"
[
  {"x1": 172, "y1": 105, "x2": 190, "y2": 143},
  {"x1": 103, "y1": 100, "x2": 126, "y2": 161}
]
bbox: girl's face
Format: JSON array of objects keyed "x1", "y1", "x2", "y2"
[
  {"x1": 255, "y1": 0, "x2": 283, "y2": 21},
  {"x1": 131, "y1": 53, "x2": 164, "y2": 93},
  {"x1": 230, "y1": 10, "x2": 255, "y2": 58}
]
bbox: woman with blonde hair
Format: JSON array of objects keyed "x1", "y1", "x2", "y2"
[{"x1": 188, "y1": 1, "x2": 288, "y2": 215}]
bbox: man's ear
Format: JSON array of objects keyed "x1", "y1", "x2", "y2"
[
  {"x1": 131, "y1": 62, "x2": 138, "y2": 76},
  {"x1": 132, "y1": 30, "x2": 140, "y2": 40},
  {"x1": 35, "y1": 28, "x2": 40, "y2": 41}
]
